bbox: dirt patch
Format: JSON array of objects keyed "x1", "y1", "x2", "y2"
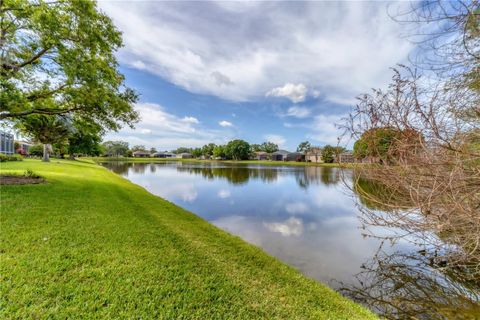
[{"x1": 0, "y1": 175, "x2": 45, "y2": 185}]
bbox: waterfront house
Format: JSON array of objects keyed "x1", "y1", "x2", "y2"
[
  {"x1": 286, "y1": 152, "x2": 305, "y2": 162},
  {"x1": 152, "y1": 152, "x2": 176, "y2": 158},
  {"x1": 305, "y1": 147, "x2": 323, "y2": 163},
  {"x1": 177, "y1": 152, "x2": 193, "y2": 159},
  {"x1": 132, "y1": 151, "x2": 151, "y2": 158},
  {"x1": 337, "y1": 152, "x2": 355, "y2": 163},
  {"x1": 271, "y1": 150, "x2": 290, "y2": 161},
  {"x1": 253, "y1": 151, "x2": 269, "y2": 161}
]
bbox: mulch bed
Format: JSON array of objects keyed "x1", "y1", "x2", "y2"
[{"x1": 0, "y1": 175, "x2": 45, "y2": 185}]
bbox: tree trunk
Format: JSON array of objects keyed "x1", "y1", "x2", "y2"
[{"x1": 43, "y1": 144, "x2": 50, "y2": 162}]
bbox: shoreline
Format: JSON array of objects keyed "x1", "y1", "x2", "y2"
[{"x1": 87, "y1": 157, "x2": 358, "y2": 168}]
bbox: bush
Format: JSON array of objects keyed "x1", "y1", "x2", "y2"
[
  {"x1": 0, "y1": 154, "x2": 23, "y2": 162},
  {"x1": 24, "y1": 169, "x2": 41, "y2": 178},
  {"x1": 28, "y1": 144, "x2": 44, "y2": 157}
]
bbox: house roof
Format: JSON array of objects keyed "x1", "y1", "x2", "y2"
[
  {"x1": 132, "y1": 150, "x2": 150, "y2": 155},
  {"x1": 153, "y1": 152, "x2": 175, "y2": 156},
  {"x1": 255, "y1": 151, "x2": 268, "y2": 155},
  {"x1": 272, "y1": 150, "x2": 290, "y2": 155}
]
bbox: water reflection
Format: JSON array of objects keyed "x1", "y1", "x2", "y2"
[
  {"x1": 100, "y1": 161, "x2": 479, "y2": 318},
  {"x1": 340, "y1": 246, "x2": 480, "y2": 319}
]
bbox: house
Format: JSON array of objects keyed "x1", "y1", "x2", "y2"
[
  {"x1": 0, "y1": 131, "x2": 14, "y2": 155},
  {"x1": 271, "y1": 150, "x2": 290, "y2": 161},
  {"x1": 337, "y1": 151, "x2": 355, "y2": 163},
  {"x1": 152, "y1": 152, "x2": 176, "y2": 158},
  {"x1": 132, "y1": 151, "x2": 151, "y2": 158},
  {"x1": 253, "y1": 151, "x2": 269, "y2": 161},
  {"x1": 286, "y1": 152, "x2": 305, "y2": 162},
  {"x1": 305, "y1": 147, "x2": 323, "y2": 163},
  {"x1": 177, "y1": 152, "x2": 193, "y2": 159}
]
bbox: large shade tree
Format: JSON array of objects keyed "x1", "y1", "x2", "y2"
[
  {"x1": 0, "y1": 0, "x2": 138, "y2": 131},
  {"x1": 19, "y1": 115, "x2": 71, "y2": 161},
  {"x1": 225, "y1": 140, "x2": 250, "y2": 160}
]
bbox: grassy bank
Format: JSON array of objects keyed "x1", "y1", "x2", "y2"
[
  {"x1": 0, "y1": 159, "x2": 375, "y2": 319},
  {"x1": 88, "y1": 156, "x2": 355, "y2": 168}
]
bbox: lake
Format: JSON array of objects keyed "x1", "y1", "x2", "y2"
[{"x1": 102, "y1": 161, "x2": 480, "y2": 318}]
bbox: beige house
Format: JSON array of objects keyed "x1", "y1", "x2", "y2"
[
  {"x1": 253, "y1": 151, "x2": 269, "y2": 160},
  {"x1": 305, "y1": 147, "x2": 323, "y2": 163},
  {"x1": 337, "y1": 152, "x2": 355, "y2": 163}
]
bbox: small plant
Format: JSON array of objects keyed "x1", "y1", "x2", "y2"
[{"x1": 24, "y1": 169, "x2": 41, "y2": 179}]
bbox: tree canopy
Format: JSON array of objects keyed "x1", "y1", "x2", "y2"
[
  {"x1": 297, "y1": 141, "x2": 311, "y2": 153},
  {"x1": 0, "y1": 0, "x2": 138, "y2": 132},
  {"x1": 18, "y1": 115, "x2": 71, "y2": 161},
  {"x1": 224, "y1": 140, "x2": 250, "y2": 160},
  {"x1": 102, "y1": 141, "x2": 129, "y2": 157}
]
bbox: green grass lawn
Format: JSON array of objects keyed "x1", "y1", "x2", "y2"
[{"x1": 0, "y1": 159, "x2": 376, "y2": 319}]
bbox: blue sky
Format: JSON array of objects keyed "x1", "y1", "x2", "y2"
[{"x1": 100, "y1": 1, "x2": 414, "y2": 151}]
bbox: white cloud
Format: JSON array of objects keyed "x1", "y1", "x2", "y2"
[
  {"x1": 131, "y1": 60, "x2": 147, "y2": 70},
  {"x1": 307, "y1": 114, "x2": 344, "y2": 145},
  {"x1": 219, "y1": 120, "x2": 233, "y2": 127},
  {"x1": 284, "y1": 106, "x2": 311, "y2": 118},
  {"x1": 264, "y1": 217, "x2": 304, "y2": 237},
  {"x1": 99, "y1": 1, "x2": 414, "y2": 104},
  {"x1": 182, "y1": 116, "x2": 199, "y2": 124},
  {"x1": 266, "y1": 83, "x2": 308, "y2": 103},
  {"x1": 103, "y1": 102, "x2": 228, "y2": 150},
  {"x1": 264, "y1": 134, "x2": 286, "y2": 147},
  {"x1": 285, "y1": 202, "x2": 309, "y2": 214},
  {"x1": 217, "y1": 189, "x2": 231, "y2": 199}
]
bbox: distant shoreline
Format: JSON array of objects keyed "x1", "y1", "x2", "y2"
[{"x1": 87, "y1": 157, "x2": 358, "y2": 168}]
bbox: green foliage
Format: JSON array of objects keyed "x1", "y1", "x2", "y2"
[
  {"x1": 131, "y1": 145, "x2": 146, "y2": 152},
  {"x1": 28, "y1": 144, "x2": 44, "y2": 157},
  {"x1": 261, "y1": 142, "x2": 279, "y2": 153},
  {"x1": 0, "y1": 0, "x2": 138, "y2": 132},
  {"x1": 250, "y1": 144, "x2": 262, "y2": 152},
  {"x1": 297, "y1": 141, "x2": 311, "y2": 153},
  {"x1": 225, "y1": 140, "x2": 251, "y2": 160},
  {"x1": 353, "y1": 127, "x2": 418, "y2": 161},
  {"x1": 24, "y1": 169, "x2": 40, "y2": 179},
  {"x1": 172, "y1": 147, "x2": 192, "y2": 154},
  {"x1": 201, "y1": 143, "x2": 216, "y2": 157},
  {"x1": 102, "y1": 141, "x2": 129, "y2": 157},
  {"x1": 18, "y1": 115, "x2": 71, "y2": 145},
  {"x1": 251, "y1": 142, "x2": 278, "y2": 153},
  {"x1": 212, "y1": 145, "x2": 226, "y2": 158},
  {"x1": 191, "y1": 148, "x2": 202, "y2": 158},
  {"x1": 68, "y1": 131, "x2": 102, "y2": 156},
  {"x1": 0, "y1": 154, "x2": 23, "y2": 162},
  {"x1": 149, "y1": 147, "x2": 157, "y2": 154},
  {"x1": 321, "y1": 145, "x2": 336, "y2": 163}
]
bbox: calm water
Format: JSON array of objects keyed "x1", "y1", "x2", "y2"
[{"x1": 102, "y1": 161, "x2": 480, "y2": 318}]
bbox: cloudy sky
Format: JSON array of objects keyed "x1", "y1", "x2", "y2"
[{"x1": 99, "y1": 1, "x2": 414, "y2": 151}]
